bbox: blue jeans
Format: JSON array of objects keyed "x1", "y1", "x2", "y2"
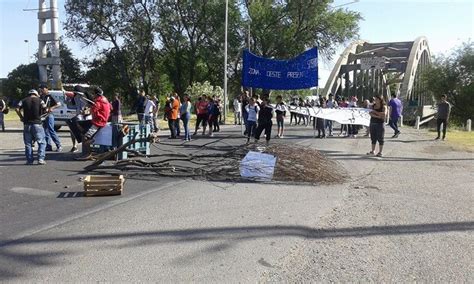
[
  {"x1": 43, "y1": 115, "x2": 61, "y2": 149},
  {"x1": 24, "y1": 124, "x2": 46, "y2": 163},
  {"x1": 246, "y1": 120, "x2": 257, "y2": 139},
  {"x1": 388, "y1": 117, "x2": 399, "y2": 134},
  {"x1": 242, "y1": 111, "x2": 249, "y2": 133},
  {"x1": 181, "y1": 114, "x2": 191, "y2": 140},
  {"x1": 325, "y1": 120, "x2": 333, "y2": 134}
]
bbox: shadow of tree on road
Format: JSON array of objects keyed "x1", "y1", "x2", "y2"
[{"x1": 1, "y1": 221, "x2": 472, "y2": 280}]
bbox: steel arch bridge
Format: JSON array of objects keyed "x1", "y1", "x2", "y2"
[{"x1": 321, "y1": 36, "x2": 435, "y2": 120}]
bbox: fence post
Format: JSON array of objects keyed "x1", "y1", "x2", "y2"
[
  {"x1": 415, "y1": 116, "x2": 420, "y2": 130},
  {"x1": 467, "y1": 119, "x2": 472, "y2": 132}
]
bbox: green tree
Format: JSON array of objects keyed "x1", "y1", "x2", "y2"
[
  {"x1": 59, "y1": 41, "x2": 84, "y2": 83},
  {"x1": 2, "y1": 63, "x2": 39, "y2": 101},
  {"x1": 245, "y1": 0, "x2": 361, "y2": 59},
  {"x1": 185, "y1": 81, "x2": 223, "y2": 102},
  {"x1": 422, "y1": 41, "x2": 474, "y2": 122},
  {"x1": 65, "y1": 0, "x2": 158, "y2": 97},
  {"x1": 156, "y1": 0, "x2": 243, "y2": 94}
]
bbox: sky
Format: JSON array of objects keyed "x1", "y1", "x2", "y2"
[{"x1": 0, "y1": 0, "x2": 473, "y2": 87}]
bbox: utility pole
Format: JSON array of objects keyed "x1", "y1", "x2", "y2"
[
  {"x1": 223, "y1": 0, "x2": 229, "y2": 124},
  {"x1": 37, "y1": 0, "x2": 61, "y2": 89}
]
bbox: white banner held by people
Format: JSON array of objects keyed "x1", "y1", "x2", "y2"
[{"x1": 288, "y1": 105, "x2": 371, "y2": 127}]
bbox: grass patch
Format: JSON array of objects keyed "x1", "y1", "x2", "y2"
[
  {"x1": 3, "y1": 111, "x2": 20, "y2": 121},
  {"x1": 428, "y1": 128, "x2": 474, "y2": 150}
]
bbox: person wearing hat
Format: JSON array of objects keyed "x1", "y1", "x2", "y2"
[
  {"x1": 15, "y1": 89, "x2": 48, "y2": 165},
  {"x1": 76, "y1": 87, "x2": 111, "y2": 160},
  {"x1": 39, "y1": 84, "x2": 63, "y2": 152}
]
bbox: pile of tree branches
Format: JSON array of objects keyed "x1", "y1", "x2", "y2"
[{"x1": 86, "y1": 137, "x2": 346, "y2": 185}]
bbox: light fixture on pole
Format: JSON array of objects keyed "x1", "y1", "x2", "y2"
[
  {"x1": 223, "y1": 0, "x2": 229, "y2": 124},
  {"x1": 24, "y1": 40, "x2": 30, "y2": 63}
]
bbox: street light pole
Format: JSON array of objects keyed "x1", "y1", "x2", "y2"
[{"x1": 223, "y1": 0, "x2": 229, "y2": 124}]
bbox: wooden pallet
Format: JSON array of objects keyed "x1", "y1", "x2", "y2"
[{"x1": 83, "y1": 175, "x2": 124, "y2": 196}]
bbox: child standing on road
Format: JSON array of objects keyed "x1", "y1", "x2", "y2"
[{"x1": 245, "y1": 97, "x2": 260, "y2": 144}]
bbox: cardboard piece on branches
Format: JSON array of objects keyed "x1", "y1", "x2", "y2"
[{"x1": 240, "y1": 151, "x2": 277, "y2": 181}]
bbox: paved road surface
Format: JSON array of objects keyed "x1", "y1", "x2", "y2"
[{"x1": 0, "y1": 124, "x2": 472, "y2": 282}]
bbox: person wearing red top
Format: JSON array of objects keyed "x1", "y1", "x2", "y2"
[
  {"x1": 193, "y1": 95, "x2": 209, "y2": 136},
  {"x1": 76, "y1": 87, "x2": 111, "y2": 160}
]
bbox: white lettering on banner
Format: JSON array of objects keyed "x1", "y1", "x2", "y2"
[
  {"x1": 266, "y1": 71, "x2": 281, "y2": 78},
  {"x1": 307, "y1": 58, "x2": 318, "y2": 69},
  {"x1": 287, "y1": 71, "x2": 304, "y2": 79},
  {"x1": 249, "y1": 68, "x2": 260, "y2": 75}
]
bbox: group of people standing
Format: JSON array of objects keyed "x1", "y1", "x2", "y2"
[{"x1": 14, "y1": 84, "x2": 111, "y2": 164}]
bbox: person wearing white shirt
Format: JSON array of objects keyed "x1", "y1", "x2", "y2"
[
  {"x1": 245, "y1": 97, "x2": 260, "y2": 143},
  {"x1": 325, "y1": 93, "x2": 338, "y2": 136},
  {"x1": 233, "y1": 97, "x2": 242, "y2": 125},
  {"x1": 143, "y1": 95, "x2": 156, "y2": 127}
]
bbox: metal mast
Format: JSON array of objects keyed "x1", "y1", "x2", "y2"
[{"x1": 37, "y1": 0, "x2": 61, "y2": 89}]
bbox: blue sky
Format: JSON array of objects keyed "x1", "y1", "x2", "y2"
[{"x1": 1, "y1": 0, "x2": 473, "y2": 87}]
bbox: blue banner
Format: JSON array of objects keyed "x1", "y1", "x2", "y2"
[{"x1": 242, "y1": 48, "x2": 318, "y2": 90}]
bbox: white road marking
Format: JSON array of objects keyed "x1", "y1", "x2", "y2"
[{"x1": 10, "y1": 187, "x2": 56, "y2": 197}]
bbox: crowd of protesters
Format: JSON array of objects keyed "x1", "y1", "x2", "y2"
[{"x1": 4, "y1": 83, "x2": 454, "y2": 164}]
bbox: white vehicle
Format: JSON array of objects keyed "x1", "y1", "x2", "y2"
[{"x1": 49, "y1": 90, "x2": 77, "y2": 131}]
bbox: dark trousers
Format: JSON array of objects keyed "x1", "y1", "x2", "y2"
[
  {"x1": 255, "y1": 122, "x2": 272, "y2": 141},
  {"x1": 168, "y1": 119, "x2": 176, "y2": 138},
  {"x1": 437, "y1": 118, "x2": 447, "y2": 138},
  {"x1": 290, "y1": 112, "x2": 297, "y2": 125},
  {"x1": 389, "y1": 117, "x2": 400, "y2": 134},
  {"x1": 370, "y1": 122, "x2": 385, "y2": 145}
]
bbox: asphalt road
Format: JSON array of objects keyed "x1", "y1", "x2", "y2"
[{"x1": 0, "y1": 123, "x2": 472, "y2": 282}]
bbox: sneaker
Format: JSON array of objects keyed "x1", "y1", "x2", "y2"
[
  {"x1": 434, "y1": 137, "x2": 440, "y2": 140},
  {"x1": 366, "y1": 151, "x2": 375, "y2": 155},
  {"x1": 38, "y1": 159, "x2": 46, "y2": 165},
  {"x1": 45, "y1": 146, "x2": 53, "y2": 151},
  {"x1": 376, "y1": 152, "x2": 383, "y2": 157},
  {"x1": 25, "y1": 161, "x2": 34, "y2": 165},
  {"x1": 442, "y1": 137, "x2": 446, "y2": 141},
  {"x1": 279, "y1": 135, "x2": 284, "y2": 138},
  {"x1": 56, "y1": 147, "x2": 63, "y2": 152},
  {"x1": 70, "y1": 146, "x2": 78, "y2": 153}
]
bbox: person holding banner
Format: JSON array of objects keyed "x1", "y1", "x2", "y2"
[
  {"x1": 325, "y1": 94, "x2": 338, "y2": 136},
  {"x1": 245, "y1": 97, "x2": 260, "y2": 144},
  {"x1": 275, "y1": 95, "x2": 286, "y2": 138},
  {"x1": 367, "y1": 95, "x2": 387, "y2": 157},
  {"x1": 314, "y1": 97, "x2": 326, "y2": 138}
]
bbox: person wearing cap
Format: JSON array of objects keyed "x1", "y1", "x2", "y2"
[
  {"x1": 76, "y1": 87, "x2": 111, "y2": 160},
  {"x1": 39, "y1": 84, "x2": 63, "y2": 152},
  {"x1": 15, "y1": 89, "x2": 48, "y2": 165}
]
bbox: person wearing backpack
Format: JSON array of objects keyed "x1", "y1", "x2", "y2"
[{"x1": 245, "y1": 97, "x2": 260, "y2": 144}]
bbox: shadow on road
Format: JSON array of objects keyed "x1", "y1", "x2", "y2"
[{"x1": 1, "y1": 221, "x2": 472, "y2": 280}]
